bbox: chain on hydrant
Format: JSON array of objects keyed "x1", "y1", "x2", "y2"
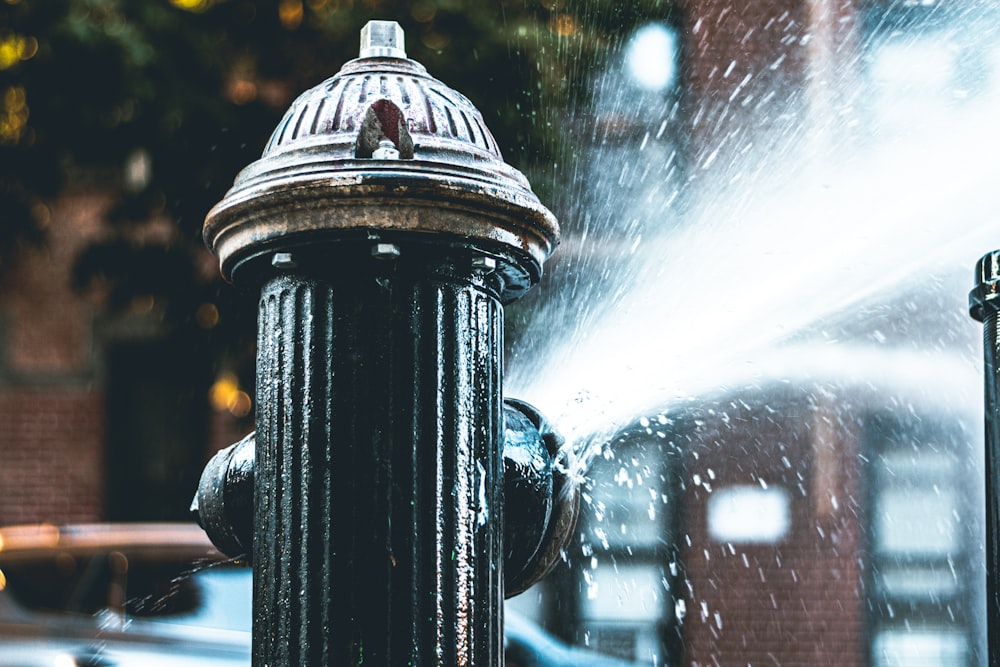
[{"x1": 192, "y1": 20, "x2": 578, "y2": 667}]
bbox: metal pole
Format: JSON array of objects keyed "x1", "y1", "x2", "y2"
[{"x1": 970, "y1": 250, "x2": 1000, "y2": 667}]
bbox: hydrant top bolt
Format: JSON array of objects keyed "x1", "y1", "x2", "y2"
[
  {"x1": 272, "y1": 252, "x2": 296, "y2": 269},
  {"x1": 359, "y1": 20, "x2": 406, "y2": 60},
  {"x1": 372, "y1": 242, "x2": 401, "y2": 259},
  {"x1": 472, "y1": 256, "x2": 497, "y2": 273},
  {"x1": 372, "y1": 138, "x2": 401, "y2": 160}
]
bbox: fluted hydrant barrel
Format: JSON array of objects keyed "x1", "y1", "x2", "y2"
[
  {"x1": 255, "y1": 252, "x2": 503, "y2": 665},
  {"x1": 198, "y1": 21, "x2": 562, "y2": 667}
]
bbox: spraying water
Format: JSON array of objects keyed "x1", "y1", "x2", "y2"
[
  {"x1": 501, "y1": 6, "x2": 1000, "y2": 661},
  {"x1": 506, "y1": 0, "x2": 1000, "y2": 473}
]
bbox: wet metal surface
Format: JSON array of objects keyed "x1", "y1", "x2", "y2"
[
  {"x1": 203, "y1": 22, "x2": 558, "y2": 298},
  {"x1": 254, "y1": 254, "x2": 502, "y2": 666},
  {"x1": 199, "y1": 21, "x2": 562, "y2": 666},
  {"x1": 192, "y1": 398, "x2": 578, "y2": 597}
]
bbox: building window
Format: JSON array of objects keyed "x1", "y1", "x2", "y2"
[
  {"x1": 866, "y1": 415, "x2": 977, "y2": 667},
  {"x1": 872, "y1": 629, "x2": 969, "y2": 667},
  {"x1": 706, "y1": 485, "x2": 790, "y2": 544},
  {"x1": 570, "y1": 431, "x2": 679, "y2": 664}
]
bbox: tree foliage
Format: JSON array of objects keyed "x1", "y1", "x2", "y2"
[
  {"x1": 0, "y1": 0, "x2": 671, "y2": 379},
  {"x1": 0, "y1": 0, "x2": 594, "y2": 245}
]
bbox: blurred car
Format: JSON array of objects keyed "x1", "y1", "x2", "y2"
[
  {"x1": 0, "y1": 523, "x2": 638, "y2": 667},
  {"x1": 504, "y1": 612, "x2": 647, "y2": 667},
  {"x1": 0, "y1": 523, "x2": 251, "y2": 667}
]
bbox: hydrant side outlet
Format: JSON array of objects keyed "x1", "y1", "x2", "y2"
[{"x1": 192, "y1": 398, "x2": 580, "y2": 597}]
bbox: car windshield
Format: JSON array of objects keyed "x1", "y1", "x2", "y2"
[{"x1": 0, "y1": 552, "x2": 252, "y2": 633}]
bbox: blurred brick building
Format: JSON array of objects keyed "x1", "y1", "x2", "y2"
[
  {"x1": 0, "y1": 192, "x2": 106, "y2": 524},
  {"x1": 507, "y1": 0, "x2": 992, "y2": 665},
  {"x1": 0, "y1": 189, "x2": 251, "y2": 526},
  {"x1": 531, "y1": 372, "x2": 982, "y2": 667}
]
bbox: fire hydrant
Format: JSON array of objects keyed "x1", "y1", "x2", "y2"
[{"x1": 192, "y1": 20, "x2": 577, "y2": 667}]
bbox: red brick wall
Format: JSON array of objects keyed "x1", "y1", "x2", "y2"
[
  {"x1": 0, "y1": 192, "x2": 108, "y2": 374},
  {"x1": 0, "y1": 192, "x2": 110, "y2": 525},
  {"x1": 0, "y1": 189, "x2": 251, "y2": 525},
  {"x1": 678, "y1": 388, "x2": 866, "y2": 667},
  {"x1": 677, "y1": 0, "x2": 860, "y2": 176},
  {"x1": 0, "y1": 389, "x2": 104, "y2": 525}
]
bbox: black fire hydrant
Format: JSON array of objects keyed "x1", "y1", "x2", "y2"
[{"x1": 192, "y1": 21, "x2": 577, "y2": 667}]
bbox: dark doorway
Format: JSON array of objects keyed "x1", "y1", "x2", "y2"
[{"x1": 104, "y1": 339, "x2": 209, "y2": 521}]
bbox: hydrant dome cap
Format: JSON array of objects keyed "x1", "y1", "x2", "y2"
[
  {"x1": 204, "y1": 26, "x2": 559, "y2": 290},
  {"x1": 260, "y1": 57, "x2": 503, "y2": 162}
]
